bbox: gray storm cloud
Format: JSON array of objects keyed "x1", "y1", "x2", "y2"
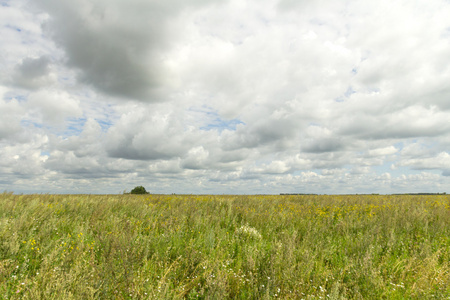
[
  {"x1": 12, "y1": 56, "x2": 54, "y2": 89},
  {"x1": 33, "y1": 0, "x2": 220, "y2": 102}
]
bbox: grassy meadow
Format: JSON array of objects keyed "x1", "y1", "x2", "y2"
[{"x1": 0, "y1": 192, "x2": 449, "y2": 299}]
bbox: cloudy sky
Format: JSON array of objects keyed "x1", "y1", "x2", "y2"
[{"x1": 1, "y1": 0, "x2": 450, "y2": 194}]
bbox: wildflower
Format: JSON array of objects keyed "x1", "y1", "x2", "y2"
[{"x1": 235, "y1": 224, "x2": 262, "y2": 239}]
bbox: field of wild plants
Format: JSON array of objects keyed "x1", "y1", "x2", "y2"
[{"x1": 1, "y1": 193, "x2": 449, "y2": 299}]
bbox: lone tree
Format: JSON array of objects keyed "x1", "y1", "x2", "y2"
[{"x1": 130, "y1": 186, "x2": 149, "y2": 194}]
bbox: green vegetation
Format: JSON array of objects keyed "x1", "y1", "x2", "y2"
[
  {"x1": 130, "y1": 186, "x2": 149, "y2": 194},
  {"x1": 1, "y1": 193, "x2": 449, "y2": 299}
]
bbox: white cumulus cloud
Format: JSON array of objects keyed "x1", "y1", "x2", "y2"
[{"x1": 1, "y1": 0, "x2": 450, "y2": 193}]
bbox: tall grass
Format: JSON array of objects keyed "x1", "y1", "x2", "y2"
[{"x1": 1, "y1": 193, "x2": 449, "y2": 299}]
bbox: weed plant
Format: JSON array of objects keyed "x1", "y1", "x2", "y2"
[{"x1": 1, "y1": 193, "x2": 449, "y2": 299}]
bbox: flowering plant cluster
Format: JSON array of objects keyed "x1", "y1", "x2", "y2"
[{"x1": 235, "y1": 224, "x2": 262, "y2": 240}]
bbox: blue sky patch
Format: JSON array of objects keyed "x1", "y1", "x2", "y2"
[
  {"x1": 64, "y1": 117, "x2": 87, "y2": 137},
  {"x1": 20, "y1": 120, "x2": 43, "y2": 129},
  {"x1": 344, "y1": 86, "x2": 355, "y2": 97},
  {"x1": 200, "y1": 116, "x2": 244, "y2": 132},
  {"x1": 96, "y1": 119, "x2": 114, "y2": 132},
  {"x1": 4, "y1": 92, "x2": 27, "y2": 103},
  {"x1": 190, "y1": 106, "x2": 244, "y2": 132},
  {"x1": 393, "y1": 141, "x2": 404, "y2": 151},
  {"x1": 5, "y1": 24, "x2": 21, "y2": 32},
  {"x1": 335, "y1": 86, "x2": 355, "y2": 102}
]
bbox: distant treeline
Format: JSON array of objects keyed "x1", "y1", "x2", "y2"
[
  {"x1": 392, "y1": 192, "x2": 447, "y2": 195},
  {"x1": 280, "y1": 193, "x2": 447, "y2": 195},
  {"x1": 280, "y1": 193, "x2": 318, "y2": 195}
]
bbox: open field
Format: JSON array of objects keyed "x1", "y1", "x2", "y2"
[{"x1": 1, "y1": 193, "x2": 449, "y2": 299}]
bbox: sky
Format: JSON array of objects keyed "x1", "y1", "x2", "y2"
[{"x1": 1, "y1": 0, "x2": 450, "y2": 194}]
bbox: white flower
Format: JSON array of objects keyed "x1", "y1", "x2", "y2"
[{"x1": 235, "y1": 224, "x2": 262, "y2": 239}]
